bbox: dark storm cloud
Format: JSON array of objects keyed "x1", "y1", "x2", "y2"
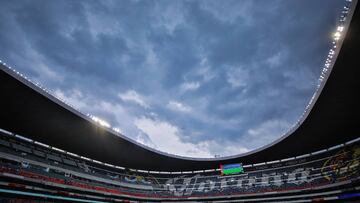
[{"x1": 0, "y1": 0, "x2": 345, "y2": 157}]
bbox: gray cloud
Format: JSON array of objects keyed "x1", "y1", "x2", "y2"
[{"x1": 0, "y1": 0, "x2": 345, "y2": 157}]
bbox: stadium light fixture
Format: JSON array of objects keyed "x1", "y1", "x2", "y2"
[
  {"x1": 113, "y1": 128, "x2": 121, "y2": 133},
  {"x1": 337, "y1": 26, "x2": 344, "y2": 32},
  {"x1": 333, "y1": 32, "x2": 341, "y2": 40},
  {"x1": 90, "y1": 116, "x2": 111, "y2": 128}
]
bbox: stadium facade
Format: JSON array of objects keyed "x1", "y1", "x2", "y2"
[{"x1": 0, "y1": 0, "x2": 359, "y2": 202}]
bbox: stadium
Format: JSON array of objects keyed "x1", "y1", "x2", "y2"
[{"x1": 0, "y1": 0, "x2": 359, "y2": 202}]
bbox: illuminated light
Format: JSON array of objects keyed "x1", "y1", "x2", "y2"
[
  {"x1": 104, "y1": 163, "x2": 114, "y2": 167},
  {"x1": 333, "y1": 31, "x2": 341, "y2": 40},
  {"x1": 67, "y1": 152, "x2": 79, "y2": 157},
  {"x1": 52, "y1": 147, "x2": 65, "y2": 153},
  {"x1": 34, "y1": 141, "x2": 49, "y2": 148},
  {"x1": 91, "y1": 116, "x2": 110, "y2": 128},
  {"x1": 220, "y1": 163, "x2": 244, "y2": 175},
  {"x1": 113, "y1": 128, "x2": 121, "y2": 133},
  {"x1": 115, "y1": 166, "x2": 125, "y2": 170},
  {"x1": 15, "y1": 135, "x2": 33, "y2": 142},
  {"x1": 93, "y1": 160, "x2": 102, "y2": 164},
  {"x1": 80, "y1": 156, "x2": 91, "y2": 161},
  {"x1": 337, "y1": 26, "x2": 344, "y2": 32}
]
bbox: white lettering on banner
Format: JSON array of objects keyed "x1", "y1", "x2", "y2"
[{"x1": 163, "y1": 167, "x2": 315, "y2": 196}]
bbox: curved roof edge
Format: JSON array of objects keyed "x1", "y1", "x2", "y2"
[{"x1": 0, "y1": 0, "x2": 359, "y2": 171}]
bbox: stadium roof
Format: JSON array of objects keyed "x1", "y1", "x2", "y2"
[{"x1": 0, "y1": 1, "x2": 359, "y2": 171}]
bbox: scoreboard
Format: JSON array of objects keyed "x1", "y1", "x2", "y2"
[{"x1": 220, "y1": 163, "x2": 244, "y2": 175}]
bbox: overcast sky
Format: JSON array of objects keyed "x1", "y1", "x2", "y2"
[{"x1": 0, "y1": 0, "x2": 345, "y2": 158}]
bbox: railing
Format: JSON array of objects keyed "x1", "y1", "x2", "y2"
[
  {"x1": 0, "y1": 157, "x2": 359, "y2": 199},
  {"x1": 1, "y1": 127, "x2": 360, "y2": 179}
]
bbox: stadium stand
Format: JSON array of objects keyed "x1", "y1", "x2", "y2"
[
  {"x1": 0, "y1": 0, "x2": 359, "y2": 202},
  {"x1": 0, "y1": 128, "x2": 359, "y2": 202}
]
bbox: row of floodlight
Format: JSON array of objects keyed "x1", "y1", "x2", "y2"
[
  {"x1": 284, "y1": 0, "x2": 353, "y2": 136},
  {"x1": 310, "y1": 1, "x2": 351, "y2": 107},
  {"x1": 0, "y1": 59, "x2": 121, "y2": 135},
  {"x1": 318, "y1": 1, "x2": 351, "y2": 85},
  {"x1": 89, "y1": 115, "x2": 111, "y2": 128}
]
